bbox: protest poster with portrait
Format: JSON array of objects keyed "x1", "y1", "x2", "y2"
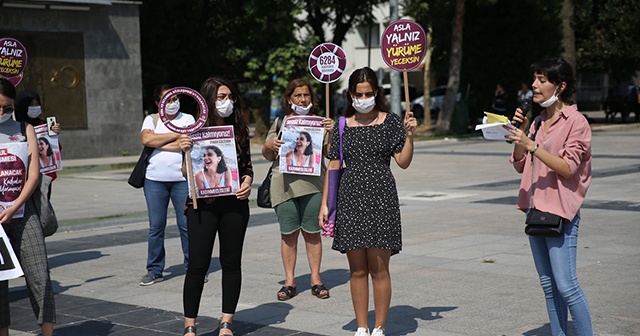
[
  {"x1": 278, "y1": 116, "x2": 325, "y2": 176},
  {"x1": 187, "y1": 126, "x2": 239, "y2": 198},
  {"x1": 34, "y1": 124, "x2": 62, "y2": 174},
  {"x1": 0, "y1": 226, "x2": 23, "y2": 281},
  {"x1": 0, "y1": 142, "x2": 28, "y2": 219}
]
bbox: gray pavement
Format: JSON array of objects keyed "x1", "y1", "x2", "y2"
[{"x1": 7, "y1": 120, "x2": 640, "y2": 335}]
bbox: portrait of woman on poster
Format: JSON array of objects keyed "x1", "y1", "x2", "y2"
[
  {"x1": 194, "y1": 145, "x2": 232, "y2": 189},
  {"x1": 284, "y1": 131, "x2": 316, "y2": 167},
  {"x1": 38, "y1": 137, "x2": 54, "y2": 168}
]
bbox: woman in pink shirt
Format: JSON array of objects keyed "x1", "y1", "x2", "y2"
[{"x1": 507, "y1": 57, "x2": 593, "y2": 336}]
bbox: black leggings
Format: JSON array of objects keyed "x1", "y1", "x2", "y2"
[{"x1": 183, "y1": 197, "x2": 249, "y2": 318}]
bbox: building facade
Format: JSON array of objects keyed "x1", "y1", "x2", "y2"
[{"x1": 0, "y1": 0, "x2": 143, "y2": 159}]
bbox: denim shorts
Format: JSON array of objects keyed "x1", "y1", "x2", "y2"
[{"x1": 274, "y1": 193, "x2": 322, "y2": 235}]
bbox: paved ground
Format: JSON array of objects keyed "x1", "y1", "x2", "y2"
[{"x1": 6, "y1": 118, "x2": 640, "y2": 335}]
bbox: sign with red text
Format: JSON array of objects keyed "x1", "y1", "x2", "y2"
[
  {"x1": 381, "y1": 19, "x2": 427, "y2": 71},
  {"x1": 0, "y1": 38, "x2": 28, "y2": 86},
  {"x1": 308, "y1": 43, "x2": 347, "y2": 84},
  {"x1": 0, "y1": 143, "x2": 28, "y2": 219},
  {"x1": 278, "y1": 116, "x2": 325, "y2": 176},
  {"x1": 187, "y1": 126, "x2": 239, "y2": 198},
  {"x1": 34, "y1": 124, "x2": 62, "y2": 174}
]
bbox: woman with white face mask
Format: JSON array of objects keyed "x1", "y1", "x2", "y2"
[
  {"x1": 138, "y1": 84, "x2": 194, "y2": 288},
  {"x1": 507, "y1": 57, "x2": 593, "y2": 336},
  {"x1": 177, "y1": 77, "x2": 254, "y2": 336},
  {"x1": 0, "y1": 78, "x2": 56, "y2": 336},
  {"x1": 15, "y1": 90, "x2": 62, "y2": 182},
  {"x1": 261, "y1": 78, "x2": 334, "y2": 303},
  {"x1": 318, "y1": 67, "x2": 416, "y2": 336}
]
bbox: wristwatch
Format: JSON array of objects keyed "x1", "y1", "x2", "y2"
[{"x1": 530, "y1": 144, "x2": 539, "y2": 154}]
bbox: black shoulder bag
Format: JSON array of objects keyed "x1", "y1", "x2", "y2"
[
  {"x1": 524, "y1": 118, "x2": 565, "y2": 236},
  {"x1": 257, "y1": 116, "x2": 284, "y2": 208},
  {"x1": 128, "y1": 114, "x2": 159, "y2": 188}
]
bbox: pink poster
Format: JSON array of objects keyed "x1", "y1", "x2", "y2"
[
  {"x1": 187, "y1": 126, "x2": 239, "y2": 198},
  {"x1": 278, "y1": 116, "x2": 325, "y2": 176},
  {"x1": 0, "y1": 143, "x2": 28, "y2": 219},
  {"x1": 34, "y1": 124, "x2": 62, "y2": 174}
]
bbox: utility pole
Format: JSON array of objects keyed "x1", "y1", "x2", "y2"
[{"x1": 389, "y1": 0, "x2": 402, "y2": 115}]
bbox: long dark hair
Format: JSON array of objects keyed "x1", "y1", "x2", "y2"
[
  {"x1": 530, "y1": 57, "x2": 576, "y2": 105},
  {"x1": 39, "y1": 137, "x2": 54, "y2": 156},
  {"x1": 298, "y1": 131, "x2": 313, "y2": 155},
  {"x1": 344, "y1": 67, "x2": 388, "y2": 117},
  {"x1": 200, "y1": 77, "x2": 249, "y2": 143},
  {"x1": 0, "y1": 78, "x2": 16, "y2": 100},
  {"x1": 204, "y1": 145, "x2": 227, "y2": 173}
]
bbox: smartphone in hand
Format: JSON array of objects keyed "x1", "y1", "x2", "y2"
[{"x1": 46, "y1": 116, "x2": 57, "y2": 136}]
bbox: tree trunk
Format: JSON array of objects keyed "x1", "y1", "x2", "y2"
[
  {"x1": 561, "y1": 0, "x2": 576, "y2": 68},
  {"x1": 423, "y1": 26, "x2": 433, "y2": 128},
  {"x1": 436, "y1": 0, "x2": 465, "y2": 135}
]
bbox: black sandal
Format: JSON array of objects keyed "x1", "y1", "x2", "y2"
[
  {"x1": 183, "y1": 325, "x2": 197, "y2": 336},
  {"x1": 219, "y1": 321, "x2": 233, "y2": 336},
  {"x1": 277, "y1": 285, "x2": 297, "y2": 301},
  {"x1": 311, "y1": 284, "x2": 330, "y2": 299}
]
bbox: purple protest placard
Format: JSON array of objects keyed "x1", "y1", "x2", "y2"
[
  {"x1": 0, "y1": 38, "x2": 28, "y2": 86},
  {"x1": 188, "y1": 126, "x2": 239, "y2": 198},
  {"x1": 158, "y1": 87, "x2": 208, "y2": 134},
  {"x1": 308, "y1": 43, "x2": 347, "y2": 84},
  {"x1": 381, "y1": 19, "x2": 427, "y2": 72}
]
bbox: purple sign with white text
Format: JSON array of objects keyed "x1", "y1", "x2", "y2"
[{"x1": 381, "y1": 19, "x2": 427, "y2": 72}]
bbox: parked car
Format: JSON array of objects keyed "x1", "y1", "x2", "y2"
[{"x1": 410, "y1": 86, "x2": 461, "y2": 121}]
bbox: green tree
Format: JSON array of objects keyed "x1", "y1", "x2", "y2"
[{"x1": 574, "y1": 0, "x2": 640, "y2": 80}]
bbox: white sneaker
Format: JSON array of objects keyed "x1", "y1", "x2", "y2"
[
  {"x1": 354, "y1": 327, "x2": 370, "y2": 336},
  {"x1": 371, "y1": 327, "x2": 385, "y2": 336}
]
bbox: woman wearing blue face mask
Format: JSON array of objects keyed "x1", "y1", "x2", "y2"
[
  {"x1": 262, "y1": 78, "x2": 334, "y2": 302},
  {"x1": 138, "y1": 84, "x2": 194, "y2": 287},
  {"x1": 319, "y1": 67, "x2": 417, "y2": 336}
]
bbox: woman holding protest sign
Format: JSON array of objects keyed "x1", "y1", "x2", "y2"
[
  {"x1": 139, "y1": 84, "x2": 194, "y2": 286},
  {"x1": 0, "y1": 78, "x2": 55, "y2": 336},
  {"x1": 319, "y1": 67, "x2": 416, "y2": 336},
  {"x1": 262, "y1": 78, "x2": 334, "y2": 302},
  {"x1": 178, "y1": 77, "x2": 253, "y2": 336}
]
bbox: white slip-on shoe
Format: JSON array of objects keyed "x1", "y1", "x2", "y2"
[
  {"x1": 371, "y1": 327, "x2": 385, "y2": 336},
  {"x1": 354, "y1": 327, "x2": 370, "y2": 336}
]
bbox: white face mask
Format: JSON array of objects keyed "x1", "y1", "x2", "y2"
[
  {"x1": 27, "y1": 106, "x2": 42, "y2": 118},
  {"x1": 165, "y1": 99, "x2": 180, "y2": 116},
  {"x1": 0, "y1": 113, "x2": 12, "y2": 124},
  {"x1": 352, "y1": 96, "x2": 376, "y2": 114},
  {"x1": 215, "y1": 99, "x2": 234, "y2": 118},
  {"x1": 539, "y1": 87, "x2": 559, "y2": 108},
  {"x1": 290, "y1": 103, "x2": 313, "y2": 115}
]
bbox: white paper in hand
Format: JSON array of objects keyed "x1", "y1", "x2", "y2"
[{"x1": 475, "y1": 116, "x2": 516, "y2": 140}]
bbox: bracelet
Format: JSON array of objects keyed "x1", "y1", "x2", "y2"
[{"x1": 530, "y1": 144, "x2": 539, "y2": 154}]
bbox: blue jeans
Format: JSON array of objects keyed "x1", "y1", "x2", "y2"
[
  {"x1": 143, "y1": 179, "x2": 189, "y2": 276},
  {"x1": 529, "y1": 214, "x2": 592, "y2": 336}
]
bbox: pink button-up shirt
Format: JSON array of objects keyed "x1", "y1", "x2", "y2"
[{"x1": 510, "y1": 104, "x2": 592, "y2": 220}]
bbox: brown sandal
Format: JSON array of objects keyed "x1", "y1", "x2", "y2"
[
  {"x1": 311, "y1": 284, "x2": 330, "y2": 299},
  {"x1": 277, "y1": 285, "x2": 297, "y2": 301}
]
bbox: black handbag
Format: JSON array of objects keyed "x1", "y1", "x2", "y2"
[
  {"x1": 525, "y1": 208, "x2": 564, "y2": 236},
  {"x1": 127, "y1": 146, "x2": 154, "y2": 188},
  {"x1": 257, "y1": 163, "x2": 275, "y2": 208},
  {"x1": 257, "y1": 116, "x2": 284, "y2": 208},
  {"x1": 32, "y1": 173, "x2": 58, "y2": 237}
]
